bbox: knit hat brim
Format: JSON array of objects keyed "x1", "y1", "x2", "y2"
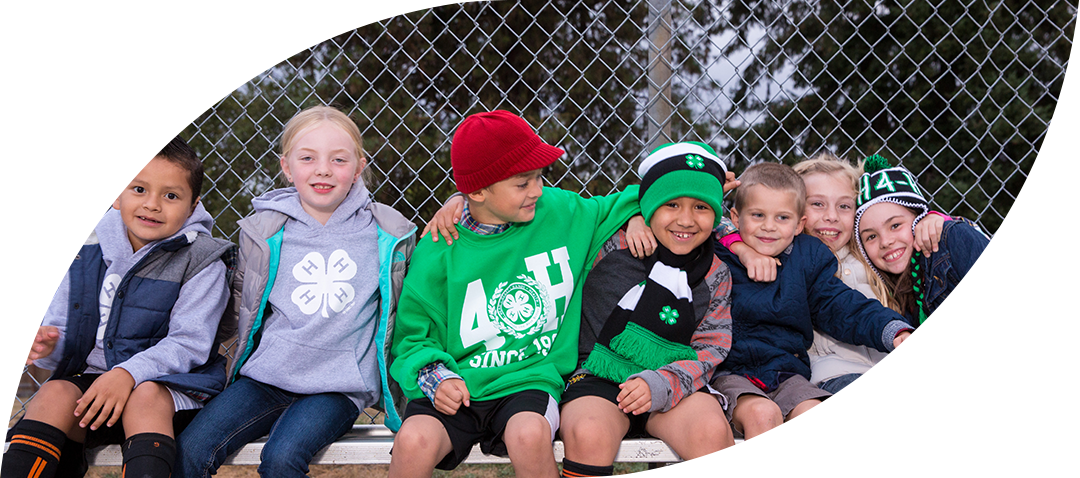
[
  {"x1": 637, "y1": 142, "x2": 727, "y2": 227},
  {"x1": 639, "y1": 170, "x2": 725, "y2": 227}
]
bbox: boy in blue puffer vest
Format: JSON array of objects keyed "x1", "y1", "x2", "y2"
[{"x1": 3, "y1": 136, "x2": 234, "y2": 478}]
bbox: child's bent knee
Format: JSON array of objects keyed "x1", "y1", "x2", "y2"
[
  {"x1": 560, "y1": 415, "x2": 624, "y2": 451},
  {"x1": 394, "y1": 416, "x2": 448, "y2": 456},
  {"x1": 23, "y1": 381, "x2": 81, "y2": 423},
  {"x1": 733, "y1": 396, "x2": 782, "y2": 433},
  {"x1": 128, "y1": 382, "x2": 174, "y2": 408},
  {"x1": 504, "y1": 413, "x2": 552, "y2": 449}
]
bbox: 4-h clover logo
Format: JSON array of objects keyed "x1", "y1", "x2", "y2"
[
  {"x1": 685, "y1": 154, "x2": 705, "y2": 169},
  {"x1": 503, "y1": 291, "x2": 535, "y2": 323},
  {"x1": 659, "y1": 305, "x2": 679, "y2": 325},
  {"x1": 291, "y1": 250, "x2": 357, "y2": 318},
  {"x1": 488, "y1": 274, "x2": 555, "y2": 339}
]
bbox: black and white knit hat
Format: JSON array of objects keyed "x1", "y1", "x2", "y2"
[
  {"x1": 637, "y1": 141, "x2": 728, "y2": 227},
  {"x1": 854, "y1": 154, "x2": 929, "y2": 278}
]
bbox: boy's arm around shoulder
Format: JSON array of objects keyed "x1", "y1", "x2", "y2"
[
  {"x1": 920, "y1": 222, "x2": 1028, "y2": 371},
  {"x1": 629, "y1": 257, "x2": 734, "y2": 413},
  {"x1": 804, "y1": 238, "x2": 911, "y2": 353},
  {"x1": 114, "y1": 258, "x2": 230, "y2": 386},
  {"x1": 389, "y1": 246, "x2": 457, "y2": 401},
  {"x1": 559, "y1": 185, "x2": 642, "y2": 254}
]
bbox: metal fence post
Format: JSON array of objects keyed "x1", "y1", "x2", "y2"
[{"x1": 647, "y1": 0, "x2": 674, "y2": 153}]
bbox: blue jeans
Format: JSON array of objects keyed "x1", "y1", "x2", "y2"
[
  {"x1": 175, "y1": 377, "x2": 359, "y2": 478},
  {"x1": 816, "y1": 369, "x2": 963, "y2": 478},
  {"x1": 1041, "y1": 362, "x2": 1075, "y2": 438}
]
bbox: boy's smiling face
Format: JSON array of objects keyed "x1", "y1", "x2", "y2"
[
  {"x1": 730, "y1": 184, "x2": 806, "y2": 258},
  {"x1": 113, "y1": 156, "x2": 198, "y2": 252},
  {"x1": 649, "y1": 197, "x2": 715, "y2": 255},
  {"x1": 467, "y1": 169, "x2": 544, "y2": 224}
]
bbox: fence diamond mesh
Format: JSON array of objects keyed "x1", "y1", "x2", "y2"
[{"x1": 11, "y1": 0, "x2": 1076, "y2": 426}]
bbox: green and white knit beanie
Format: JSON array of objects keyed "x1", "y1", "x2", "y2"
[{"x1": 637, "y1": 141, "x2": 728, "y2": 227}]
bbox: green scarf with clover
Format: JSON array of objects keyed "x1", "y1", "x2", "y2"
[{"x1": 581, "y1": 241, "x2": 712, "y2": 383}]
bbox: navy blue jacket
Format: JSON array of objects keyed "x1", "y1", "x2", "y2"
[
  {"x1": 715, "y1": 234, "x2": 911, "y2": 391},
  {"x1": 52, "y1": 233, "x2": 235, "y2": 401},
  {"x1": 920, "y1": 220, "x2": 1080, "y2": 433}
]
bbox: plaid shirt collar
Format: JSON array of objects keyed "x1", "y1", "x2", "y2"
[{"x1": 460, "y1": 202, "x2": 511, "y2": 235}]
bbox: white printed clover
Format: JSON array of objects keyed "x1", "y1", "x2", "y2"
[{"x1": 291, "y1": 250, "x2": 357, "y2": 318}]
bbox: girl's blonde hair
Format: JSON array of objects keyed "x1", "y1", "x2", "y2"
[
  {"x1": 279, "y1": 105, "x2": 373, "y2": 184},
  {"x1": 795, "y1": 151, "x2": 901, "y2": 313}
]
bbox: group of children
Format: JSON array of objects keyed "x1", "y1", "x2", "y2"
[{"x1": 2, "y1": 105, "x2": 989, "y2": 478}]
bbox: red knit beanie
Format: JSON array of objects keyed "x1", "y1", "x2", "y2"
[{"x1": 451, "y1": 110, "x2": 565, "y2": 194}]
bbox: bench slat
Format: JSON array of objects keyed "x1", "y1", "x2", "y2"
[{"x1": 8, "y1": 425, "x2": 684, "y2": 466}]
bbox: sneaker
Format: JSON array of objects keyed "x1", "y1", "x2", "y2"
[{"x1": 894, "y1": 381, "x2": 980, "y2": 478}]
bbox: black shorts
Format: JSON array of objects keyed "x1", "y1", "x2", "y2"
[
  {"x1": 50, "y1": 374, "x2": 198, "y2": 448},
  {"x1": 560, "y1": 373, "x2": 651, "y2": 438},
  {"x1": 398, "y1": 389, "x2": 558, "y2": 470}
]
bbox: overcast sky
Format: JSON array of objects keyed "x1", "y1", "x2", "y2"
[{"x1": 1, "y1": 0, "x2": 243, "y2": 138}]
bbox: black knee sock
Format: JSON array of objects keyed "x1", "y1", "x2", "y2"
[
  {"x1": 686, "y1": 451, "x2": 747, "y2": 476},
  {"x1": 54, "y1": 439, "x2": 88, "y2": 478},
  {"x1": 561, "y1": 458, "x2": 614, "y2": 477},
  {"x1": 1, "y1": 419, "x2": 66, "y2": 478},
  {"x1": 121, "y1": 433, "x2": 176, "y2": 478}
]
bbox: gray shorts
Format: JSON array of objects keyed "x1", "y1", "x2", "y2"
[{"x1": 711, "y1": 374, "x2": 831, "y2": 422}]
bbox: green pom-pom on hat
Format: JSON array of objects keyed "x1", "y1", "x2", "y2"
[{"x1": 862, "y1": 154, "x2": 893, "y2": 174}]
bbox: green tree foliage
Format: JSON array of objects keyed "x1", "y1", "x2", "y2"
[
  {"x1": 713, "y1": 0, "x2": 1075, "y2": 232},
  {"x1": 183, "y1": 1, "x2": 720, "y2": 239},
  {"x1": 0, "y1": 98, "x2": 154, "y2": 315}
]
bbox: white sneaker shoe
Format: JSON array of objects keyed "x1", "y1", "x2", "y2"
[{"x1": 894, "y1": 384, "x2": 980, "y2": 478}]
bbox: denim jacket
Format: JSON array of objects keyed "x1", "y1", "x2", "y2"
[{"x1": 920, "y1": 220, "x2": 1080, "y2": 433}]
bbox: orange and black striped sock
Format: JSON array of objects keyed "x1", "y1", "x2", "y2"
[
  {"x1": 1, "y1": 419, "x2": 65, "y2": 478},
  {"x1": 686, "y1": 448, "x2": 747, "y2": 478},
  {"x1": 121, "y1": 433, "x2": 175, "y2": 478},
  {"x1": 561, "y1": 458, "x2": 614, "y2": 477}
]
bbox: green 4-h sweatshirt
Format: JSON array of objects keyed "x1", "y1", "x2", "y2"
[{"x1": 390, "y1": 186, "x2": 640, "y2": 403}]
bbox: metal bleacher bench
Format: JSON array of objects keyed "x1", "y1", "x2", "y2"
[{"x1": 73, "y1": 424, "x2": 685, "y2": 466}]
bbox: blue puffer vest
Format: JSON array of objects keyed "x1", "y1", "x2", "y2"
[{"x1": 52, "y1": 233, "x2": 235, "y2": 401}]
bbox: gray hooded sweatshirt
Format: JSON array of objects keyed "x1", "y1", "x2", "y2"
[
  {"x1": 37, "y1": 203, "x2": 229, "y2": 392},
  {"x1": 238, "y1": 181, "x2": 382, "y2": 411}
]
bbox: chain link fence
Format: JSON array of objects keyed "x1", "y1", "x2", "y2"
[{"x1": 11, "y1": 0, "x2": 1075, "y2": 426}]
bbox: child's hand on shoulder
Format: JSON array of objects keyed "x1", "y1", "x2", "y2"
[
  {"x1": 617, "y1": 377, "x2": 651, "y2": 415},
  {"x1": 722, "y1": 171, "x2": 740, "y2": 194},
  {"x1": 894, "y1": 332, "x2": 928, "y2": 373},
  {"x1": 26, "y1": 326, "x2": 60, "y2": 365},
  {"x1": 731, "y1": 242, "x2": 780, "y2": 282},
  {"x1": 434, "y1": 377, "x2": 470, "y2": 415},
  {"x1": 75, "y1": 367, "x2": 135, "y2": 430},
  {"x1": 422, "y1": 194, "x2": 465, "y2": 245},
  {"x1": 913, "y1": 214, "x2": 946, "y2": 256},
  {"x1": 625, "y1": 215, "x2": 657, "y2": 259}
]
